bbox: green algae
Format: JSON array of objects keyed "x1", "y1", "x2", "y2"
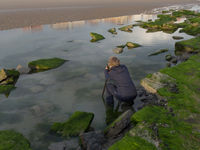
[
  {"x1": 140, "y1": 14, "x2": 178, "y2": 33},
  {"x1": 50, "y1": 111, "x2": 94, "y2": 137},
  {"x1": 148, "y1": 49, "x2": 168, "y2": 56},
  {"x1": 108, "y1": 28, "x2": 117, "y2": 34},
  {"x1": 28, "y1": 58, "x2": 66, "y2": 72},
  {"x1": 172, "y1": 10, "x2": 199, "y2": 18},
  {"x1": 90, "y1": 32, "x2": 105, "y2": 42},
  {"x1": 0, "y1": 85, "x2": 16, "y2": 96},
  {"x1": 175, "y1": 37, "x2": 200, "y2": 55},
  {"x1": 0, "y1": 130, "x2": 31, "y2": 150},
  {"x1": 119, "y1": 25, "x2": 134, "y2": 32},
  {"x1": 108, "y1": 134, "x2": 157, "y2": 150}
]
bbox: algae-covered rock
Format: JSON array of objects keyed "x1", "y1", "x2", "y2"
[
  {"x1": 172, "y1": 10, "x2": 199, "y2": 18},
  {"x1": 104, "y1": 110, "x2": 133, "y2": 138},
  {"x1": 141, "y1": 72, "x2": 176, "y2": 94},
  {"x1": 28, "y1": 58, "x2": 66, "y2": 72},
  {"x1": 148, "y1": 49, "x2": 168, "y2": 56},
  {"x1": 126, "y1": 42, "x2": 141, "y2": 49},
  {"x1": 165, "y1": 54, "x2": 173, "y2": 61},
  {"x1": 16, "y1": 65, "x2": 30, "y2": 74},
  {"x1": 175, "y1": 37, "x2": 200, "y2": 55},
  {"x1": 90, "y1": 32, "x2": 105, "y2": 42},
  {"x1": 0, "y1": 130, "x2": 31, "y2": 150},
  {"x1": 119, "y1": 25, "x2": 134, "y2": 32},
  {"x1": 113, "y1": 47, "x2": 123, "y2": 54},
  {"x1": 172, "y1": 36, "x2": 184, "y2": 40},
  {"x1": 0, "y1": 69, "x2": 19, "y2": 95},
  {"x1": 108, "y1": 28, "x2": 117, "y2": 34},
  {"x1": 50, "y1": 111, "x2": 94, "y2": 137},
  {"x1": 108, "y1": 134, "x2": 157, "y2": 150}
]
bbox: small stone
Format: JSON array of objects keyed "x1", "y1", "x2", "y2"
[
  {"x1": 113, "y1": 47, "x2": 123, "y2": 54},
  {"x1": 16, "y1": 65, "x2": 30, "y2": 74},
  {"x1": 166, "y1": 63, "x2": 171, "y2": 67},
  {"x1": 172, "y1": 36, "x2": 184, "y2": 40},
  {"x1": 165, "y1": 54, "x2": 173, "y2": 61}
]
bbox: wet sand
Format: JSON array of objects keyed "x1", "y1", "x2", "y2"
[{"x1": 0, "y1": 0, "x2": 198, "y2": 30}]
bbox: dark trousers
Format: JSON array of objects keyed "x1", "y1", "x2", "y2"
[{"x1": 106, "y1": 83, "x2": 136, "y2": 106}]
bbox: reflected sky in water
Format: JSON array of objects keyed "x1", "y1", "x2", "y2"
[{"x1": 0, "y1": 11, "x2": 195, "y2": 150}]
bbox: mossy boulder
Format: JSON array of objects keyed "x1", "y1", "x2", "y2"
[
  {"x1": 175, "y1": 37, "x2": 200, "y2": 55},
  {"x1": 104, "y1": 110, "x2": 133, "y2": 137},
  {"x1": 165, "y1": 54, "x2": 173, "y2": 61},
  {"x1": 0, "y1": 130, "x2": 31, "y2": 150},
  {"x1": 141, "y1": 72, "x2": 176, "y2": 94},
  {"x1": 108, "y1": 134, "x2": 157, "y2": 150},
  {"x1": 50, "y1": 111, "x2": 94, "y2": 137},
  {"x1": 148, "y1": 49, "x2": 168, "y2": 56},
  {"x1": 108, "y1": 28, "x2": 117, "y2": 34},
  {"x1": 90, "y1": 32, "x2": 105, "y2": 42},
  {"x1": 0, "y1": 69, "x2": 20, "y2": 95},
  {"x1": 119, "y1": 25, "x2": 134, "y2": 32},
  {"x1": 28, "y1": 58, "x2": 66, "y2": 72},
  {"x1": 126, "y1": 42, "x2": 141, "y2": 49}
]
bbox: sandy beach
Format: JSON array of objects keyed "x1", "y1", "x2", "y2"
[{"x1": 0, "y1": 0, "x2": 198, "y2": 30}]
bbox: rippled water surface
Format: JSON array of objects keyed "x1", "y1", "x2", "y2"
[{"x1": 0, "y1": 4, "x2": 198, "y2": 149}]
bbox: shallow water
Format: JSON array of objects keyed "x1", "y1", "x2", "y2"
[{"x1": 0, "y1": 4, "x2": 198, "y2": 149}]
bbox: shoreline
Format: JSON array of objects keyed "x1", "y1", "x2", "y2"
[{"x1": 0, "y1": 0, "x2": 198, "y2": 31}]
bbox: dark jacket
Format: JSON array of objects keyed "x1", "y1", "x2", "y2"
[{"x1": 104, "y1": 65, "x2": 137, "y2": 98}]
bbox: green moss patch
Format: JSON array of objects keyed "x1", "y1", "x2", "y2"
[
  {"x1": 50, "y1": 111, "x2": 94, "y2": 137},
  {"x1": 90, "y1": 32, "x2": 105, "y2": 42},
  {"x1": 0, "y1": 130, "x2": 31, "y2": 150},
  {"x1": 108, "y1": 134, "x2": 157, "y2": 150},
  {"x1": 148, "y1": 49, "x2": 168, "y2": 56},
  {"x1": 172, "y1": 10, "x2": 199, "y2": 18},
  {"x1": 28, "y1": 58, "x2": 66, "y2": 72},
  {"x1": 0, "y1": 85, "x2": 15, "y2": 96},
  {"x1": 175, "y1": 37, "x2": 200, "y2": 55},
  {"x1": 140, "y1": 14, "x2": 178, "y2": 34}
]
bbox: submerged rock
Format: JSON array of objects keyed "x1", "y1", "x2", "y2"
[
  {"x1": 0, "y1": 130, "x2": 31, "y2": 150},
  {"x1": 113, "y1": 47, "x2": 123, "y2": 54},
  {"x1": 104, "y1": 110, "x2": 133, "y2": 138},
  {"x1": 50, "y1": 111, "x2": 94, "y2": 137},
  {"x1": 172, "y1": 36, "x2": 184, "y2": 40},
  {"x1": 0, "y1": 69, "x2": 7, "y2": 82},
  {"x1": 80, "y1": 131, "x2": 106, "y2": 150},
  {"x1": 126, "y1": 42, "x2": 141, "y2": 49},
  {"x1": 108, "y1": 28, "x2": 117, "y2": 34},
  {"x1": 28, "y1": 58, "x2": 66, "y2": 73},
  {"x1": 90, "y1": 32, "x2": 105, "y2": 42},
  {"x1": 148, "y1": 49, "x2": 168, "y2": 56},
  {"x1": 141, "y1": 72, "x2": 176, "y2": 94},
  {"x1": 16, "y1": 65, "x2": 30, "y2": 74}
]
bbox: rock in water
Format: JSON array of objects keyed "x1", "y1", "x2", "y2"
[
  {"x1": 141, "y1": 72, "x2": 176, "y2": 94},
  {"x1": 172, "y1": 36, "x2": 184, "y2": 40},
  {"x1": 165, "y1": 54, "x2": 173, "y2": 61},
  {"x1": 113, "y1": 47, "x2": 123, "y2": 54},
  {"x1": 126, "y1": 42, "x2": 141, "y2": 49},
  {"x1": 0, "y1": 130, "x2": 31, "y2": 150},
  {"x1": 28, "y1": 58, "x2": 66, "y2": 73},
  {"x1": 104, "y1": 110, "x2": 133, "y2": 138},
  {"x1": 119, "y1": 25, "x2": 134, "y2": 32},
  {"x1": 108, "y1": 28, "x2": 117, "y2": 34},
  {"x1": 16, "y1": 65, "x2": 30, "y2": 74},
  {"x1": 90, "y1": 32, "x2": 105, "y2": 42},
  {"x1": 175, "y1": 37, "x2": 200, "y2": 55},
  {"x1": 80, "y1": 131, "x2": 106, "y2": 150},
  {"x1": 50, "y1": 111, "x2": 94, "y2": 137}
]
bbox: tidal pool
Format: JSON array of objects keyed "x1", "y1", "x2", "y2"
[{"x1": 0, "y1": 5, "x2": 197, "y2": 149}]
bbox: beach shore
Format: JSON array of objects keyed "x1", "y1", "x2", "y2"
[{"x1": 0, "y1": 0, "x2": 198, "y2": 30}]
